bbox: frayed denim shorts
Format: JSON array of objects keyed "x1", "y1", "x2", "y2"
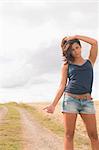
[{"x1": 61, "y1": 94, "x2": 96, "y2": 114}]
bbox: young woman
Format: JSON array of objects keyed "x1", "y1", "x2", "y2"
[{"x1": 43, "y1": 35, "x2": 99, "y2": 150}]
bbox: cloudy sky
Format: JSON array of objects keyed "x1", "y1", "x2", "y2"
[{"x1": 0, "y1": 0, "x2": 99, "y2": 103}]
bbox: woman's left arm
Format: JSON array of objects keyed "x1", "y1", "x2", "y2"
[{"x1": 75, "y1": 35, "x2": 98, "y2": 65}]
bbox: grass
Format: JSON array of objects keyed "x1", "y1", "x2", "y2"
[
  {"x1": 0, "y1": 102, "x2": 22, "y2": 150},
  {"x1": 0, "y1": 101, "x2": 98, "y2": 150},
  {"x1": 19, "y1": 103, "x2": 92, "y2": 149},
  {"x1": 19, "y1": 103, "x2": 64, "y2": 137}
]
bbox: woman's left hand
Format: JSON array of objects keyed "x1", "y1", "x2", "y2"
[{"x1": 66, "y1": 35, "x2": 77, "y2": 41}]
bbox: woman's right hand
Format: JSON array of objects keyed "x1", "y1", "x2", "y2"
[{"x1": 43, "y1": 104, "x2": 55, "y2": 114}]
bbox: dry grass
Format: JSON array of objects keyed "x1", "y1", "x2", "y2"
[
  {"x1": 27, "y1": 100, "x2": 99, "y2": 150},
  {"x1": 0, "y1": 103, "x2": 22, "y2": 150},
  {"x1": 0, "y1": 101, "x2": 98, "y2": 150}
]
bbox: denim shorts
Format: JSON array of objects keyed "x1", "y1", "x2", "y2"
[{"x1": 61, "y1": 94, "x2": 96, "y2": 114}]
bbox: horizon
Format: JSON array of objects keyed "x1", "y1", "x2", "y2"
[{"x1": 0, "y1": 0, "x2": 99, "y2": 103}]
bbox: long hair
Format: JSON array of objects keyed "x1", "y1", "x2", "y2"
[{"x1": 61, "y1": 38, "x2": 81, "y2": 65}]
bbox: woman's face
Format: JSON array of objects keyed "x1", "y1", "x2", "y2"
[{"x1": 71, "y1": 42, "x2": 81, "y2": 58}]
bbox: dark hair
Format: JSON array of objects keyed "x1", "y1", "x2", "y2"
[{"x1": 61, "y1": 38, "x2": 81, "y2": 64}]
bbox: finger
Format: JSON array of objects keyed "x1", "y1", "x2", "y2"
[
  {"x1": 62, "y1": 37, "x2": 67, "y2": 43},
  {"x1": 62, "y1": 36, "x2": 67, "y2": 40},
  {"x1": 64, "y1": 37, "x2": 67, "y2": 40},
  {"x1": 43, "y1": 107, "x2": 48, "y2": 110},
  {"x1": 67, "y1": 36, "x2": 71, "y2": 41},
  {"x1": 47, "y1": 109, "x2": 53, "y2": 113},
  {"x1": 47, "y1": 110, "x2": 53, "y2": 113}
]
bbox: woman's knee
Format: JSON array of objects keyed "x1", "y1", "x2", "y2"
[
  {"x1": 64, "y1": 131, "x2": 74, "y2": 141},
  {"x1": 88, "y1": 132, "x2": 99, "y2": 141}
]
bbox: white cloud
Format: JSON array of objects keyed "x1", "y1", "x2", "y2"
[{"x1": 0, "y1": 0, "x2": 99, "y2": 102}]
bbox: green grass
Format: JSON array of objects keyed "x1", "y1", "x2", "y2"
[{"x1": 0, "y1": 103, "x2": 22, "y2": 150}]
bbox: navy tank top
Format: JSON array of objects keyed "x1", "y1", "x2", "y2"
[{"x1": 64, "y1": 59, "x2": 93, "y2": 94}]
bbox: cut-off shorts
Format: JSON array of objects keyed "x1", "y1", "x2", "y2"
[{"x1": 61, "y1": 94, "x2": 96, "y2": 114}]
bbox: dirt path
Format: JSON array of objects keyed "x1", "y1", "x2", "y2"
[
  {"x1": 0, "y1": 106, "x2": 8, "y2": 123},
  {"x1": 17, "y1": 108, "x2": 63, "y2": 150}
]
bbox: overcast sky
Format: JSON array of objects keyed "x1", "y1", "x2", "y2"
[{"x1": 0, "y1": 0, "x2": 99, "y2": 103}]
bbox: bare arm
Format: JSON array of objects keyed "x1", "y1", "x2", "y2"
[
  {"x1": 43, "y1": 62, "x2": 68, "y2": 113},
  {"x1": 75, "y1": 35, "x2": 98, "y2": 65},
  {"x1": 52, "y1": 63, "x2": 68, "y2": 107},
  {"x1": 65, "y1": 35, "x2": 98, "y2": 65},
  {"x1": 75, "y1": 35, "x2": 97, "y2": 45}
]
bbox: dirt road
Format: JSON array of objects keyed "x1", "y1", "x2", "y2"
[
  {"x1": 1, "y1": 102, "x2": 98, "y2": 150},
  {"x1": 18, "y1": 108, "x2": 63, "y2": 150}
]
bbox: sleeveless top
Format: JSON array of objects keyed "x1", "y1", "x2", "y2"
[{"x1": 64, "y1": 59, "x2": 93, "y2": 94}]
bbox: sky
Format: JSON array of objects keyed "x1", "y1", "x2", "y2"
[{"x1": 0, "y1": 0, "x2": 99, "y2": 103}]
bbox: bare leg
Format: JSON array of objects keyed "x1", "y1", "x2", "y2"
[
  {"x1": 80, "y1": 113, "x2": 99, "y2": 150},
  {"x1": 63, "y1": 113, "x2": 77, "y2": 150}
]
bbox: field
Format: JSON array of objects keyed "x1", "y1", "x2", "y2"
[
  {"x1": 28, "y1": 101, "x2": 99, "y2": 149},
  {"x1": 0, "y1": 101, "x2": 99, "y2": 150}
]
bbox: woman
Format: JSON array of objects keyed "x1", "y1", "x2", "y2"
[{"x1": 43, "y1": 35, "x2": 99, "y2": 150}]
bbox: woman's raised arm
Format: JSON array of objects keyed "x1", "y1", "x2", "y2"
[
  {"x1": 65, "y1": 35, "x2": 98, "y2": 65},
  {"x1": 75, "y1": 35, "x2": 98, "y2": 65}
]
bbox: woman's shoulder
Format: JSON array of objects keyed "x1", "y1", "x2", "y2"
[
  {"x1": 87, "y1": 58, "x2": 94, "y2": 67},
  {"x1": 61, "y1": 61, "x2": 69, "y2": 71},
  {"x1": 62, "y1": 61, "x2": 69, "y2": 67}
]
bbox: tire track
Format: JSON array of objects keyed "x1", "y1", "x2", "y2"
[{"x1": 17, "y1": 108, "x2": 63, "y2": 150}]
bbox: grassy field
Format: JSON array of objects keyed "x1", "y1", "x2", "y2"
[
  {"x1": 0, "y1": 102, "x2": 22, "y2": 150},
  {"x1": 0, "y1": 101, "x2": 99, "y2": 150},
  {"x1": 22, "y1": 101, "x2": 99, "y2": 149}
]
